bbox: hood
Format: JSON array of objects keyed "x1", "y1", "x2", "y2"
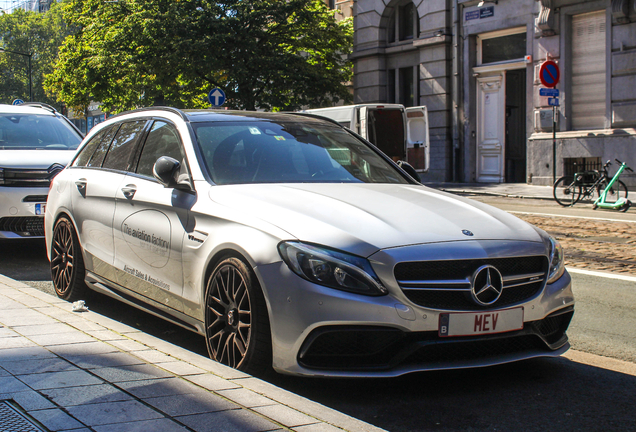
[
  {"x1": 0, "y1": 149, "x2": 76, "y2": 169},
  {"x1": 208, "y1": 183, "x2": 542, "y2": 257}
]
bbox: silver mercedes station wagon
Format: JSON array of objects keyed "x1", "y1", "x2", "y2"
[{"x1": 45, "y1": 107, "x2": 574, "y2": 377}]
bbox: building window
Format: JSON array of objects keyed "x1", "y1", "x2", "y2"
[
  {"x1": 387, "y1": 66, "x2": 418, "y2": 107},
  {"x1": 400, "y1": 67, "x2": 414, "y2": 107},
  {"x1": 481, "y1": 33, "x2": 526, "y2": 64},
  {"x1": 388, "y1": 1, "x2": 419, "y2": 44},
  {"x1": 477, "y1": 28, "x2": 526, "y2": 65},
  {"x1": 571, "y1": 10, "x2": 606, "y2": 130}
]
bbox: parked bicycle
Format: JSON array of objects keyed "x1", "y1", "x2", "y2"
[{"x1": 553, "y1": 159, "x2": 633, "y2": 210}]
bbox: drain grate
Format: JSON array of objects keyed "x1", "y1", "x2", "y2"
[{"x1": 0, "y1": 400, "x2": 48, "y2": 432}]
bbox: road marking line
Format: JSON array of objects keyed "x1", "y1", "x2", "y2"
[
  {"x1": 564, "y1": 350, "x2": 636, "y2": 376},
  {"x1": 567, "y1": 267, "x2": 636, "y2": 282},
  {"x1": 509, "y1": 210, "x2": 636, "y2": 223}
]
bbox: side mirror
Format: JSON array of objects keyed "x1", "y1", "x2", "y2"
[
  {"x1": 397, "y1": 160, "x2": 420, "y2": 183},
  {"x1": 153, "y1": 156, "x2": 185, "y2": 189}
]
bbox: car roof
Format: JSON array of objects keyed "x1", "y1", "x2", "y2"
[
  {"x1": 181, "y1": 110, "x2": 325, "y2": 124},
  {"x1": 110, "y1": 107, "x2": 339, "y2": 127},
  {"x1": 0, "y1": 103, "x2": 57, "y2": 116}
]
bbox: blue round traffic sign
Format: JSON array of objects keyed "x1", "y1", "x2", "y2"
[
  {"x1": 539, "y1": 61, "x2": 560, "y2": 88},
  {"x1": 12, "y1": 99, "x2": 24, "y2": 105},
  {"x1": 208, "y1": 88, "x2": 226, "y2": 107}
]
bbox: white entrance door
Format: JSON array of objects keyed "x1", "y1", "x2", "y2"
[{"x1": 476, "y1": 74, "x2": 505, "y2": 183}]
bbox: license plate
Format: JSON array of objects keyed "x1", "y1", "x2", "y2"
[
  {"x1": 35, "y1": 203, "x2": 46, "y2": 215},
  {"x1": 439, "y1": 307, "x2": 524, "y2": 337}
]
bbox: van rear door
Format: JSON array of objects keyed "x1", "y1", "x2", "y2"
[
  {"x1": 405, "y1": 106, "x2": 429, "y2": 172},
  {"x1": 361, "y1": 106, "x2": 406, "y2": 162}
]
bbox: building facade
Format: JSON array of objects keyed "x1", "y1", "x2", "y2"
[{"x1": 350, "y1": 0, "x2": 636, "y2": 187}]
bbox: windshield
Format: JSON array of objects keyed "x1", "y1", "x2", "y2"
[
  {"x1": 192, "y1": 120, "x2": 409, "y2": 185},
  {"x1": 0, "y1": 113, "x2": 82, "y2": 150}
]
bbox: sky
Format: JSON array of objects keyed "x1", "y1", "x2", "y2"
[{"x1": 1, "y1": 0, "x2": 37, "y2": 13}]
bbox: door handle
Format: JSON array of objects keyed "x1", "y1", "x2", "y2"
[
  {"x1": 121, "y1": 185, "x2": 137, "y2": 199},
  {"x1": 75, "y1": 178, "x2": 87, "y2": 197}
]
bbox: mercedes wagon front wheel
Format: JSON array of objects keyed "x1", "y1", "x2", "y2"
[{"x1": 204, "y1": 257, "x2": 271, "y2": 375}]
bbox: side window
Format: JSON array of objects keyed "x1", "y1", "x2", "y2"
[
  {"x1": 87, "y1": 125, "x2": 119, "y2": 167},
  {"x1": 102, "y1": 120, "x2": 147, "y2": 171},
  {"x1": 136, "y1": 121, "x2": 185, "y2": 178},
  {"x1": 73, "y1": 126, "x2": 111, "y2": 167}
]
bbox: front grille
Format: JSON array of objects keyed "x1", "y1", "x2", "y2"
[
  {"x1": 298, "y1": 308, "x2": 573, "y2": 371},
  {"x1": 395, "y1": 256, "x2": 548, "y2": 310},
  {"x1": 0, "y1": 217, "x2": 44, "y2": 237},
  {"x1": 1, "y1": 164, "x2": 64, "y2": 187}
]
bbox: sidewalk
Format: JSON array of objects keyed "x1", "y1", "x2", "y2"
[
  {"x1": 424, "y1": 182, "x2": 554, "y2": 200},
  {"x1": 0, "y1": 275, "x2": 385, "y2": 432}
]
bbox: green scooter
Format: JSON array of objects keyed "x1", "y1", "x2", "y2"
[{"x1": 593, "y1": 159, "x2": 633, "y2": 212}]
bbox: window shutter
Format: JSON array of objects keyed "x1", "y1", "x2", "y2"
[{"x1": 571, "y1": 11, "x2": 606, "y2": 130}]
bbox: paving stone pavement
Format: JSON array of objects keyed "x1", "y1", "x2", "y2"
[{"x1": 0, "y1": 275, "x2": 385, "y2": 432}]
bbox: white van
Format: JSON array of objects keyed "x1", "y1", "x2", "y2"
[{"x1": 303, "y1": 104, "x2": 429, "y2": 172}]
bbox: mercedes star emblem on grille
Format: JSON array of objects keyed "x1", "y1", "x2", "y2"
[{"x1": 471, "y1": 265, "x2": 504, "y2": 306}]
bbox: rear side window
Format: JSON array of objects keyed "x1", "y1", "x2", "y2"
[
  {"x1": 135, "y1": 121, "x2": 185, "y2": 178},
  {"x1": 73, "y1": 126, "x2": 112, "y2": 167},
  {"x1": 87, "y1": 125, "x2": 119, "y2": 168},
  {"x1": 102, "y1": 120, "x2": 147, "y2": 171}
]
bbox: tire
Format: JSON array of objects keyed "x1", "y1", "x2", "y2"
[
  {"x1": 204, "y1": 257, "x2": 271, "y2": 375},
  {"x1": 50, "y1": 216, "x2": 88, "y2": 301},
  {"x1": 599, "y1": 180, "x2": 628, "y2": 204},
  {"x1": 620, "y1": 200, "x2": 631, "y2": 212},
  {"x1": 553, "y1": 176, "x2": 580, "y2": 207}
]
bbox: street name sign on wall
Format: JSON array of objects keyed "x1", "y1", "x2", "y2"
[
  {"x1": 208, "y1": 88, "x2": 226, "y2": 107},
  {"x1": 539, "y1": 61, "x2": 560, "y2": 88},
  {"x1": 539, "y1": 88, "x2": 559, "y2": 97}
]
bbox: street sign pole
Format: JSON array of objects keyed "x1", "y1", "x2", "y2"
[
  {"x1": 553, "y1": 105, "x2": 557, "y2": 184},
  {"x1": 539, "y1": 60, "x2": 561, "y2": 185}
]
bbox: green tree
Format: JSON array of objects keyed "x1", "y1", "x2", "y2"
[
  {"x1": 45, "y1": 0, "x2": 353, "y2": 114},
  {"x1": 0, "y1": 4, "x2": 71, "y2": 108}
]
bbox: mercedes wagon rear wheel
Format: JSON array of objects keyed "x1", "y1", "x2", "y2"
[
  {"x1": 204, "y1": 257, "x2": 271, "y2": 375},
  {"x1": 50, "y1": 216, "x2": 88, "y2": 302}
]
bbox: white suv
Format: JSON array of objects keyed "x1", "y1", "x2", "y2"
[{"x1": 0, "y1": 103, "x2": 83, "y2": 238}]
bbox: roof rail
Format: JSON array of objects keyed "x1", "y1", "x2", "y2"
[
  {"x1": 109, "y1": 106, "x2": 189, "y2": 121},
  {"x1": 21, "y1": 102, "x2": 58, "y2": 113},
  {"x1": 285, "y1": 112, "x2": 343, "y2": 128}
]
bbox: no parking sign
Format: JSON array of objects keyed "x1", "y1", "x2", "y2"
[{"x1": 539, "y1": 61, "x2": 560, "y2": 88}]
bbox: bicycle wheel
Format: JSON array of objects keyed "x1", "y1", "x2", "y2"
[
  {"x1": 599, "y1": 180, "x2": 628, "y2": 204},
  {"x1": 553, "y1": 176, "x2": 581, "y2": 206}
]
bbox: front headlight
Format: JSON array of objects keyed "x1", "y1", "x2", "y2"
[
  {"x1": 278, "y1": 241, "x2": 388, "y2": 296},
  {"x1": 547, "y1": 236, "x2": 565, "y2": 284}
]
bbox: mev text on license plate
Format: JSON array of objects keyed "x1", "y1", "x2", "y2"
[{"x1": 439, "y1": 307, "x2": 524, "y2": 337}]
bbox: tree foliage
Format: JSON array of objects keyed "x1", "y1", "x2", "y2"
[
  {"x1": 0, "y1": 4, "x2": 70, "y2": 107},
  {"x1": 45, "y1": 0, "x2": 353, "y2": 114}
]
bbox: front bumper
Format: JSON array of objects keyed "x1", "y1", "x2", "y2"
[
  {"x1": 256, "y1": 240, "x2": 574, "y2": 377},
  {"x1": 0, "y1": 186, "x2": 49, "y2": 238}
]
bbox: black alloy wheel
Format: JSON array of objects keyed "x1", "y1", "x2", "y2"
[
  {"x1": 50, "y1": 217, "x2": 87, "y2": 301},
  {"x1": 204, "y1": 257, "x2": 271, "y2": 375}
]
